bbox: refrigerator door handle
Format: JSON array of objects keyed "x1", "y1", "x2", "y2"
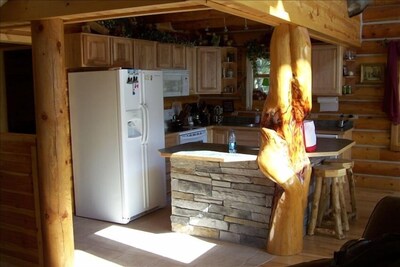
[
  {"x1": 141, "y1": 104, "x2": 149, "y2": 144},
  {"x1": 140, "y1": 105, "x2": 146, "y2": 144}
]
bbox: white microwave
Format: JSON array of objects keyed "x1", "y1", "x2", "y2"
[{"x1": 162, "y1": 69, "x2": 189, "y2": 97}]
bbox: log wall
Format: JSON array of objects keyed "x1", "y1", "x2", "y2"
[
  {"x1": 350, "y1": 2, "x2": 400, "y2": 190},
  {"x1": 0, "y1": 133, "x2": 43, "y2": 266},
  {"x1": 312, "y1": 1, "x2": 400, "y2": 190}
]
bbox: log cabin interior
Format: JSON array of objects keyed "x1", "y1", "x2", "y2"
[{"x1": 0, "y1": 0, "x2": 399, "y2": 266}]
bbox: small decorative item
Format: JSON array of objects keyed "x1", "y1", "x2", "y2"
[
  {"x1": 211, "y1": 33, "x2": 220, "y2": 46},
  {"x1": 360, "y1": 63, "x2": 385, "y2": 84},
  {"x1": 343, "y1": 66, "x2": 349, "y2": 76}
]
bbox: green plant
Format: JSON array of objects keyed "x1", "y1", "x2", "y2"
[
  {"x1": 97, "y1": 18, "x2": 195, "y2": 46},
  {"x1": 245, "y1": 40, "x2": 269, "y2": 74}
]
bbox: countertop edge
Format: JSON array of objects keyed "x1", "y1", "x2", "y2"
[{"x1": 160, "y1": 138, "x2": 355, "y2": 160}]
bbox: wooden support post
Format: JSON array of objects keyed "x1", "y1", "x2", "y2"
[
  {"x1": 258, "y1": 24, "x2": 312, "y2": 255},
  {"x1": 31, "y1": 19, "x2": 74, "y2": 266}
]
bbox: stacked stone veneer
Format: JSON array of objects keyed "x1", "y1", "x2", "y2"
[{"x1": 170, "y1": 157, "x2": 276, "y2": 248}]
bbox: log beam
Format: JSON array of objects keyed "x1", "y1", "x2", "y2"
[
  {"x1": 206, "y1": 0, "x2": 361, "y2": 47},
  {"x1": 31, "y1": 19, "x2": 74, "y2": 266},
  {"x1": 258, "y1": 24, "x2": 312, "y2": 255}
]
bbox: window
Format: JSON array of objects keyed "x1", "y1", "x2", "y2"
[
  {"x1": 253, "y1": 57, "x2": 270, "y2": 96},
  {"x1": 246, "y1": 56, "x2": 270, "y2": 110}
]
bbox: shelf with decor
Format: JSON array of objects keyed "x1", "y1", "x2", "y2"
[
  {"x1": 221, "y1": 47, "x2": 237, "y2": 95},
  {"x1": 342, "y1": 49, "x2": 357, "y2": 95}
]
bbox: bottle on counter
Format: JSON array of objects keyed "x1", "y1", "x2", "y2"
[{"x1": 228, "y1": 129, "x2": 237, "y2": 153}]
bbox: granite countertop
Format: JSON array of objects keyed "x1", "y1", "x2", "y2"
[
  {"x1": 159, "y1": 137, "x2": 355, "y2": 160},
  {"x1": 165, "y1": 120, "x2": 353, "y2": 135}
]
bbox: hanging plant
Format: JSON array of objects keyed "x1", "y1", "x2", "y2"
[
  {"x1": 97, "y1": 18, "x2": 195, "y2": 46},
  {"x1": 245, "y1": 40, "x2": 269, "y2": 74}
]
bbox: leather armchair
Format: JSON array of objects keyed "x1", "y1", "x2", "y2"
[{"x1": 290, "y1": 196, "x2": 400, "y2": 267}]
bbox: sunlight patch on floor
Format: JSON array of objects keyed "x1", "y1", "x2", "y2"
[
  {"x1": 95, "y1": 225, "x2": 216, "y2": 264},
  {"x1": 75, "y1": 250, "x2": 123, "y2": 267}
]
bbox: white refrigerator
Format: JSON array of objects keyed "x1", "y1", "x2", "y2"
[{"x1": 68, "y1": 69, "x2": 166, "y2": 224}]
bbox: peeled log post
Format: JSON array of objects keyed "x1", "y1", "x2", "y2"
[
  {"x1": 31, "y1": 19, "x2": 75, "y2": 266},
  {"x1": 258, "y1": 24, "x2": 312, "y2": 256}
]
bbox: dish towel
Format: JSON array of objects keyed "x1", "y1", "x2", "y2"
[{"x1": 383, "y1": 40, "x2": 400, "y2": 125}]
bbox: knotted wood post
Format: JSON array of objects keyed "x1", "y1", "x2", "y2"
[
  {"x1": 258, "y1": 24, "x2": 312, "y2": 256},
  {"x1": 31, "y1": 19, "x2": 74, "y2": 266}
]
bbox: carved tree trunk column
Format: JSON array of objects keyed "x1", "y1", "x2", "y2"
[
  {"x1": 258, "y1": 24, "x2": 312, "y2": 256},
  {"x1": 31, "y1": 19, "x2": 74, "y2": 266}
]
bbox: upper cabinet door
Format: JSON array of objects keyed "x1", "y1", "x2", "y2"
[
  {"x1": 111, "y1": 37, "x2": 133, "y2": 68},
  {"x1": 82, "y1": 34, "x2": 111, "y2": 67},
  {"x1": 172, "y1": 44, "x2": 186, "y2": 69},
  {"x1": 157, "y1": 43, "x2": 186, "y2": 69},
  {"x1": 133, "y1": 39, "x2": 157, "y2": 70},
  {"x1": 196, "y1": 47, "x2": 221, "y2": 94},
  {"x1": 157, "y1": 43, "x2": 172, "y2": 69},
  {"x1": 65, "y1": 33, "x2": 111, "y2": 68},
  {"x1": 312, "y1": 45, "x2": 343, "y2": 96}
]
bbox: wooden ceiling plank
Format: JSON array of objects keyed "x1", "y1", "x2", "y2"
[
  {"x1": 0, "y1": 0, "x2": 208, "y2": 25},
  {"x1": 62, "y1": 5, "x2": 211, "y2": 25},
  {"x1": 0, "y1": 32, "x2": 31, "y2": 44},
  {"x1": 204, "y1": 0, "x2": 361, "y2": 47}
]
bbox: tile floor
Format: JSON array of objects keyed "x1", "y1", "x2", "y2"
[{"x1": 74, "y1": 206, "x2": 274, "y2": 267}]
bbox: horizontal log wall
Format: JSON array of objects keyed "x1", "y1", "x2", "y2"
[
  {"x1": 313, "y1": 2, "x2": 400, "y2": 190},
  {"x1": 352, "y1": 2, "x2": 400, "y2": 190},
  {"x1": 0, "y1": 133, "x2": 43, "y2": 266}
]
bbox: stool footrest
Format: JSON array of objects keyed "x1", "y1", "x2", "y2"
[{"x1": 315, "y1": 227, "x2": 345, "y2": 239}]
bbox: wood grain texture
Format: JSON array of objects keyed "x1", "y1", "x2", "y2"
[
  {"x1": 258, "y1": 24, "x2": 312, "y2": 255},
  {"x1": 352, "y1": 130, "x2": 390, "y2": 146},
  {"x1": 362, "y1": 22, "x2": 400, "y2": 39},
  {"x1": 0, "y1": 133, "x2": 42, "y2": 266},
  {"x1": 357, "y1": 41, "x2": 388, "y2": 54},
  {"x1": 363, "y1": 4, "x2": 400, "y2": 22},
  {"x1": 206, "y1": 0, "x2": 361, "y2": 47},
  {"x1": 31, "y1": 19, "x2": 74, "y2": 267}
]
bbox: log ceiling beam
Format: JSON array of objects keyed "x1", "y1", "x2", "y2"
[
  {"x1": 205, "y1": 0, "x2": 361, "y2": 47},
  {"x1": 0, "y1": 0, "x2": 210, "y2": 25},
  {"x1": 0, "y1": 30, "x2": 31, "y2": 44},
  {"x1": 0, "y1": 1, "x2": 361, "y2": 50}
]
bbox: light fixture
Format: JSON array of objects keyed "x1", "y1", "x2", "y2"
[
  {"x1": 244, "y1": 18, "x2": 248, "y2": 31},
  {"x1": 224, "y1": 17, "x2": 228, "y2": 33}
]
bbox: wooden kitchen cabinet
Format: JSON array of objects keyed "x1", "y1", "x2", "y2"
[
  {"x1": 196, "y1": 47, "x2": 221, "y2": 94},
  {"x1": 186, "y1": 46, "x2": 197, "y2": 94},
  {"x1": 65, "y1": 33, "x2": 111, "y2": 68},
  {"x1": 312, "y1": 45, "x2": 343, "y2": 96},
  {"x1": 111, "y1": 36, "x2": 134, "y2": 67},
  {"x1": 235, "y1": 128, "x2": 260, "y2": 147},
  {"x1": 157, "y1": 43, "x2": 186, "y2": 69},
  {"x1": 212, "y1": 128, "x2": 228, "y2": 144},
  {"x1": 211, "y1": 126, "x2": 260, "y2": 147},
  {"x1": 165, "y1": 132, "x2": 179, "y2": 147},
  {"x1": 172, "y1": 44, "x2": 186, "y2": 68},
  {"x1": 133, "y1": 39, "x2": 157, "y2": 70}
]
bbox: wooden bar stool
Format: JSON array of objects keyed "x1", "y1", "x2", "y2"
[
  {"x1": 323, "y1": 158, "x2": 357, "y2": 220},
  {"x1": 308, "y1": 165, "x2": 349, "y2": 239}
]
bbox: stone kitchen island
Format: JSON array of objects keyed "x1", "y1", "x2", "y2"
[{"x1": 159, "y1": 139, "x2": 355, "y2": 248}]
